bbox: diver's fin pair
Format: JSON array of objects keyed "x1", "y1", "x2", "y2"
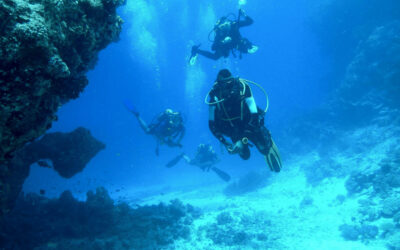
[
  {"x1": 211, "y1": 167, "x2": 231, "y2": 182},
  {"x1": 265, "y1": 138, "x2": 282, "y2": 172},
  {"x1": 123, "y1": 99, "x2": 139, "y2": 116},
  {"x1": 165, "y1": 154, "x2": 230, "y2": 182}
]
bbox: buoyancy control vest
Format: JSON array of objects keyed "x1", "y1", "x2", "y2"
[{"x1": 208, "y1": 77, "x2": 252, "y2": 125}]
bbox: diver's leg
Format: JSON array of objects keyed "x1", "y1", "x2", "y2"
[
  {"x1": 247, "y1": 127, "x2": 282, "y2": 172},
  {"x1": 196, "y1": 48, "x2": 222, "y2": 60},
  {"x1": 247, "y1": 127, "x2": 271, "y2": 155}
]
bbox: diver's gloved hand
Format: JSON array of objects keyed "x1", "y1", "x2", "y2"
[
  {"x1": 228, "y1": 140, "x2": 244, "y2": 154},
  {"x1": 222, "y1": 36, "x2": 232, "y2": 44},
  {"x1": 192, "y1": 44, "x2": 201, "y2": 54},
  {"x1": 225, "y1": 143, "x2": 234, "y2": 154}
]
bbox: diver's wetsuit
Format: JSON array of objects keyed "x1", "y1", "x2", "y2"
[
  {"x1": 136, "y1": 110, "x2": 185, "y2": 149},
  {"x1": 196, "y1": 15, "x2": 254, "y2": 60},
  {"x1": 186, "y1": 144, "x2": 219, "y2": 171},
  {"x1": 208, "y1": 77, "x2": 272, "y2": 160}
]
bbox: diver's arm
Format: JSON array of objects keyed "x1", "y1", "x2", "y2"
[
  {"x1": 168, "y1": 126, "x2": 185, "y2": 147},
  {"x1": 245, "y1": 96, "x2": 258, "y2": 114},
  {"x1": 209, "y1": 107, "x2": 230, "y2": 146},
  {"x1": 147, "y1": 112, "x2": 165, "y2": 134},
  {"x1": 243, "y1": 82, "x2": 260, "y2": 128},
  {"x1": 241, "y1": 80, "x2": 258, "y2": 114},
  {"x1": 135, "y1": 115, "x2": 152, "y2": 134},
  {"x1": 238, "y1": 11, "x2": 253, "y2": 28}
]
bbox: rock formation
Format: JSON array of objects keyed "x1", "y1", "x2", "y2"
[
  {"x1": 0, "y1": 0, "x2": 124, "y2": 163},
  {"x1": 0, "y1": 127, "x2": 105, "y2": 216}
]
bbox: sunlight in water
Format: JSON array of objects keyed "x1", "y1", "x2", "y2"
[
  {"x1": 185, "y1": 65, "x2": 206, "y2": 125},
  {"x1": 200, "y1": 4, "x2": 217, "y2": 34},
  {"x1": 239, "y1": 0, "x2": 247, "y2": 6},
  {"x1": 124, "y1": 0, "x2": 159, "y2": 88},
  {"x1": 185, "y1": 65, "x2": 206, "y2": 102}
]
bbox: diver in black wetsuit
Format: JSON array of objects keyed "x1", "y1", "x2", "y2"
[
  {"x1": 181, "y1": 144, "x2": 219, "y2": 171},
  {"x1": 191, "y1": 9, "x2": 258, "y2": 62},
  {"x1": 206, "y1": 69, "x2": 282, "y2": 172},
  {"x1": 165, "y1": 144, "x2": 231, "y2": 182},
  {"x1": 126, "y1": 106, "x2": 185, "y2": 155}
]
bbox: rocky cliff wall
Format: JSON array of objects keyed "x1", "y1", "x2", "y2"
[{"x1": 0, "y1": 0, "x2": 124, "y2": 163}]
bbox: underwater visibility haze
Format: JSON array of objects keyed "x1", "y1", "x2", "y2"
[{"x1": 1, "y1": 0, "x2": 400, "y2": 249}]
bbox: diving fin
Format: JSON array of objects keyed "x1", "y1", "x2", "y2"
[
  {"x1": 123, "y1": 99, "x2": 139, "y2": 116},
  {"x1": 166, "y1": 153, "x2": 185, "y2": 168},
  {"x1": 189, "y1": 44, "x2": 200, "y2": 65},
  {"x1": 211, "y1": 167, "x2": 231, "y2": 182},
  {"x1": 265, "y1": 138, "x2": 282, "y2": 172}
]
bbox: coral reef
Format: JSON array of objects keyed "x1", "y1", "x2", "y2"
[
  {"x1": 303, "y1": 156, "x2": 346, "y2": 186},
  {"x1": 0, "y1": 0, "x2": 124, "y2": 163},
  {"x1": 200, "y1": 210, "x2": 278, "y2": 248},
  {"x1": 0, "y1": 187, "x2": 200, "y2": 250},
  {"x1": 387, "y1": 233, "x2": 400, "y2": 250},
  {"x1": 0, "y1": 127, "x2": 105, "y2": 216},
  {"x1": 339, "y1": 224, "x2": 379, "y2": 241},
  {"x1": 340, "y1": 152, "x2": 400, "y2": 245},
  {"x1": 223, "y1": 170, "x2": 270, "y2": 196},
  {"x1": 345, "y1": 156, "x2": 400, "y2": 197}
]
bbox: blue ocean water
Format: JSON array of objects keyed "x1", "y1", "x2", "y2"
[
  {"x1": 24, "y1": 0, "x2": 328, "y2": 193},
  {"x1": 16, "y1": 0, "x2": 400, "y2": 249}
]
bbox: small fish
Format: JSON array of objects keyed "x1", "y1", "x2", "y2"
[{"x1": 39, "y1": 189, "x2": 46, "y2": 195}]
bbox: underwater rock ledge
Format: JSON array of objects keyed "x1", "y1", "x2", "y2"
[
  {"x1": 0, "y1": 127, "x2": 105, "y2": 216},
  {"x1": 0, "y1": 0, "x2": 124, "y2": 164}
]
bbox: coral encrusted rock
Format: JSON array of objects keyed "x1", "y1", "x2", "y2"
[
  {"x1": 0, "y1": 188, "x2": 200, "y2": 250},
  {"x1": 0, "y1": 0, "x2": 124, "y2": 163}
]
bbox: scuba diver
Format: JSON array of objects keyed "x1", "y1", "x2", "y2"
[
  {"x1": 190, "y1": 9, "x2": 258, "y2": 64},
  {"x1": 124, "y1": 101, "x2": 185, "y2": 155},
  {"x1": 205, "y1": 69, "x2": 282, "y2": 172},
  {"x1": 165, "y1": 144, "x2": 231, "y2": 182}
]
